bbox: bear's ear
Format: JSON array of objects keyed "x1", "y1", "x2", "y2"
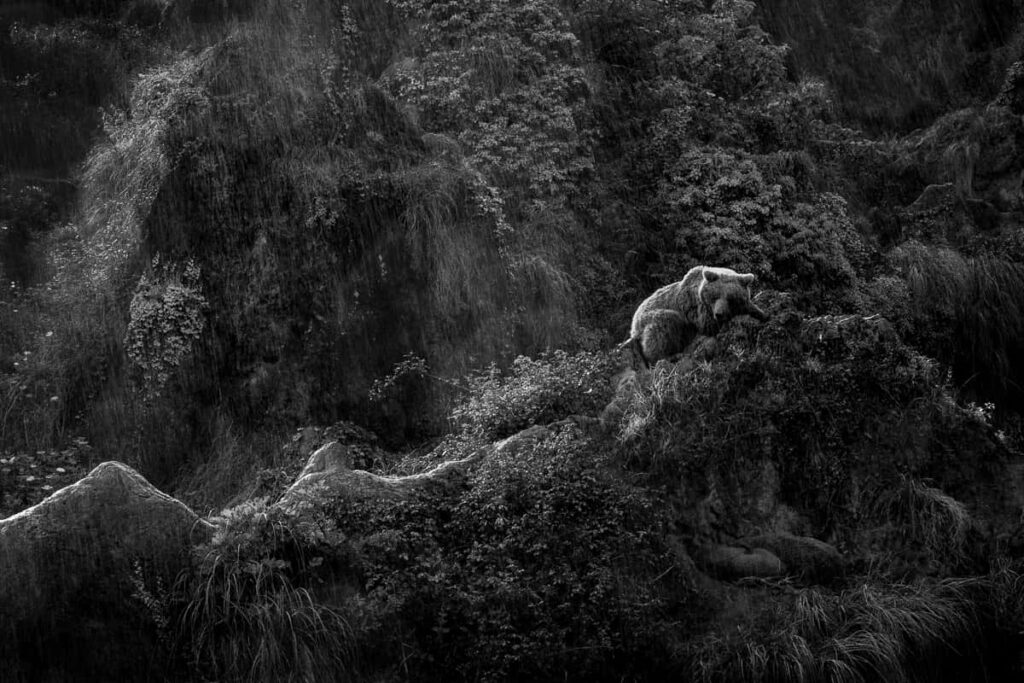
[
  {"x1": 702, "y1": 269, "x2": 720, "y2": 283},
  {"x1": 739, "y1": 273, "x2": 756, "y2": 285}
]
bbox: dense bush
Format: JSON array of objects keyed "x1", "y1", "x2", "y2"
[
  {"x1": 438, "y1": 431, "x2": 687, "y2": 681},
  {"x1": 451, "y1": 350, "x2": 617, "y2": 439},
  {"x1": 575, "y1": 0, "x2": 876, "y2": 325},
  {"x1": 614, "y1": 312, "x2": 972, "y2": 540},
  {"x1": 328, "y1": 429, "x2": 692, "y2": 682}
]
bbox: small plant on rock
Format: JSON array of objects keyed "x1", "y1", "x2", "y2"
[{"x1": 124, "y1": 256, "x2": 207, "y2": 398}]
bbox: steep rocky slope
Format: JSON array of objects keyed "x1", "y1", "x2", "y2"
[{"x1": 2, "y1": 0, "x2": 1024, "y2": 679}]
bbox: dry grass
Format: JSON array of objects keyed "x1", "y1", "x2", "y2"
[
  {"x1": 688, "y1": 580, "x2": 984, "y2": 683},
  {"x1": 871, "y1": 476, "x2": 973, "y2": 564},
  {"x1": 898, "y1": 242, "x2": 1024, "y2": 406},
  {"x1": 178, "y1": 500, "x2": 356, "y2": 682}
]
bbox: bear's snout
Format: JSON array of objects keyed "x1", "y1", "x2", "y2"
[{"x1": 712, "y1": 300, "x2": 730, "y2": 320}]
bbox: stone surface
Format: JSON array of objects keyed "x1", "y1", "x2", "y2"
[
  {"x1": 0, "y1": 461, "x2": 212, "y2": 617},
  {"x1": 908, "y1": 183, "x2": 960, "y2": 213},
  {"x1": 278, "y1": 439, "x2": 487, "y2": 510},
  {"x1": 740, "y1": 532, "x2": 844, "y2": 583},
  {"x1": 697, "y1": 544, "x2": 785, "y2": 580},
  {"x1": 0, "y1": 461, "x2": 213, "y2": 678},
  {"x1": 800, "y1": 313, "x2": 899, "y2": 358}
]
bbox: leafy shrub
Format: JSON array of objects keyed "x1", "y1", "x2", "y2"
[
  {"x1": 125, "y1": 257, "x2": 207, "y2": 397},
  {"x1": 657, "y1": 146, "x2": 781, "y2": 275},
  {"x1": 387, "y1": 0, "x2": 593, "y2": 202},
  {"x1": 750, "y1": 77, "x2": 834, "y2": 151},
  {"x1": 656, "y1": 145, "x2": 865, "y2": 308},
  {"x1": 856, "y1": 274, "x2": 913, "y2": 332},
  {"x1": 451, "y1": 350, "x2": 617, "y2": 439},
  {"x1": 767, "y1": 193, "x2": 867, "y2": 307},
  {"x1": 636, "y1": 0, "x2": 792, "y2": 156},
  {"x1": 438, "y1": 431, "x2": 686, "y2": 681},
  {"x1": 329, "y1": 430, "x2": 691, "y2": 682},
  {"x1": 614, "y1": 312, "x2": 963, "y2": 537},
  {"x1": 656, "y1": 0, "x2": 787, "y2": 101},
  {"x1": 327, "y1": 495, "x2": 453, "y2": 674}
]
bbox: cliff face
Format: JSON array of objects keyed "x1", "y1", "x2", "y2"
[
  {"x1": 757, "y1": 0, "x2": 1022, "y2": 130},
  {"x1": 3, "y1": 1, "x2": 1024, "y2": 681},
  {"x1": 4, "y1": 311, "x2": 1023, "y2": 682},
  {"x1": 1, "y1": 0, "x2": 1023, "y2": 484}
]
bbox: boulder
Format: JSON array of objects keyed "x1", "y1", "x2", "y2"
[
  {"x1": 739, "y1": 532, "x2": 844, "y2": 583},
  {"x1": 908, "y1": 183, "x2": 960, "y2": 213},
  {"x1": 0, "y1": 461, "x2": 212, "y2": 616},
  {"x1": 278, "y1": 439, "x2": 488, "y2": 510},
  {"x1": 697, "y1": 544, "x2": 785, "y2": 580},
  {"x1": 0, "y1": 461, "x2": 213, "y2": 679},
  {"x1": 800, "y1": 314, "x2": 899, "y2": 359}
]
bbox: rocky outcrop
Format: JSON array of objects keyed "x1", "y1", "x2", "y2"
[
  {"x1": 0, "y1": 461, "x2": 212, "y2": 618},
  {"x1": 908, "y1": 182, "x2": 961, "y2": 213},
  {"x1": 0, "y1": 461, "x2": 213, "y2": 679},
  {"x1": 739, "y1": 533, "x2": 844, "y2": 583},
  {"x1": 696, "y1": 534, "x2": 842, "y2": 584},
  {"x1": 799, "y1": 313, "x2": 898, "y2": 353},
  {"x1": 277, "y1": 438, "x2": 490, "y2": 510},
  {"x1": 697, "y1": 544, "x2": 784, "y2": 580}
]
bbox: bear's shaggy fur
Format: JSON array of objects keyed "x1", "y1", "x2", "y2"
[{"x1": 620, "y1": 266, "x2": 768, "y2": 368}]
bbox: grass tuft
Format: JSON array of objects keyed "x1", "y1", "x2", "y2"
[
  {"x1": 687, "y1": 580, "x2": 984, "y2": 683},
  {"x1": 898, "y1": 241, "x2": 1024, "y2": 410},
  {"x1": 176, "y1": 499, "x2": 355, "y2": 682},
  {"x1": 871, "y1": 476, "x2": 973, "y2": 566}
]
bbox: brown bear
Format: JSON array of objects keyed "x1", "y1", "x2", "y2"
[{"x1": 620, "y1": 266, "x2": 768, "y2": 368}]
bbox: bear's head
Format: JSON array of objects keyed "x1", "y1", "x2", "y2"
[{"x1": 698, "y1": 268, "x2": 769, "y2": 327}]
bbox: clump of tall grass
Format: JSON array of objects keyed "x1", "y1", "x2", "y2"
[
  {"x1": 897, "y1": 242, "x2": 1024, "y2": 410},
  {"x1": 397, "y1": 163, "x2": 509, "y2": 329},
  {"x1": 986, "y1": 562, "x2": 1024, "y2": 638},
  {"x1": 80, "y1": 52, "x2": 208, "y2": 245},
  {"x1": 687, "y1": 580, "x2": 985, "y2": 683},
  {"x1": 870, "y1": 476, "x2": 974, "y2": 568},
  {"x1": 615, "y1": 350, "x2": 762, "y2": 473},
  {"x1": 176, "y1": 499, "x2": 356, "y2": 682}
]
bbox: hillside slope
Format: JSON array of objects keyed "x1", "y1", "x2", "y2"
[{"x1": 2, "y1": 0, "x2": 1024, "y2": 680}]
